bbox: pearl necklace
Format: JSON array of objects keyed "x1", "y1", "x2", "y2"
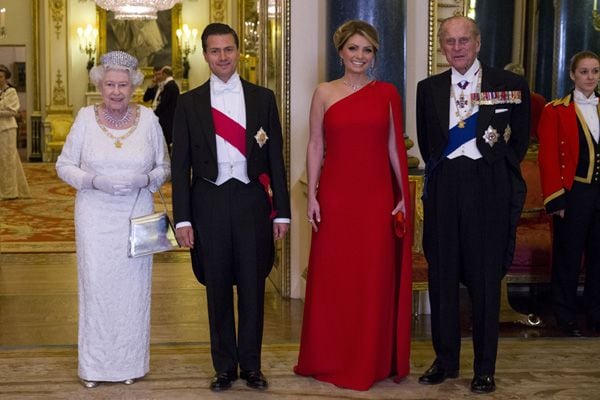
[
  {"x1": 342, "y1": 78, "x2": 372, "y2": 92},
  {"x1": 102, "y1": 104, "x2": 133, "y2": 129}
]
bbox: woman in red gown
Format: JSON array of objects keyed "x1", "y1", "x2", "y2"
[{"x1": 294, "y1": 20, "x2": 412, "y2": 391}]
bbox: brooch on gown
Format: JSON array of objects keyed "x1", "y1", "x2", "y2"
[{"x1": 254, "y1": 127, "x2": 269, "y2": 148}]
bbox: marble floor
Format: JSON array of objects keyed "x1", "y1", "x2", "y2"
[{"x1": 2, "y1": 251, "x2": 600, "y2": 399}]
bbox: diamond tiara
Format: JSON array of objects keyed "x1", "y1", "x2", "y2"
[{"x1": 100, "y1": 51, "x2": 139, "y2": 70}]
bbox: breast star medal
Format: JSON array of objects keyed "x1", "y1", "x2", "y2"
[
  {"x1": 483, "y1": 125, "x2": 499, "y2": 147},
  {"x1": 254, "y1": 127, "x2": 269, "y2": 148}
]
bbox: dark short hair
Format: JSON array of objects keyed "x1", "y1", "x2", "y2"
[
  {"x1": 201, "y1": 23, "x2": 239, "y2": 52},
  {"x1": 0, "y1": 64, "x2": 11, "y2": 79},
  {"x1": 570, "y1": 50, "x2": 600, "y2": 74}
]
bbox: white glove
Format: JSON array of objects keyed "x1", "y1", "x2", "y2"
[
  {"x1": 127, "y1": 174, "x2": 150, "y2": 189},
  {"x1": 92, "y1": 175, "x2": 132, "y2": 196}
]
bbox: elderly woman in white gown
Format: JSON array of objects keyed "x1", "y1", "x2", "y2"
[{"x1": 56, "y1": 51, "x2": 170, "y2": 388}]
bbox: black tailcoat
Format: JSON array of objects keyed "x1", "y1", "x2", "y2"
[
  {"x1": 170, "y1": 78, "x2": 290, "y2": 372},
  {"x1": 416, "y1": 64, "x2": 530, "y2": 375}
]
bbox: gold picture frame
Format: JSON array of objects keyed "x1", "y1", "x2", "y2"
[
  {"x1": 97, "y1": 4, "x2": 182, "y2": 78},
  {"x1": 237, "y1": 0, "x2": 291, "y2": 297},
  {"x1": 427, "y1": 0, "x2": 468, "y2": 76}
]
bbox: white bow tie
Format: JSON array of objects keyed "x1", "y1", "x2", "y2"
[{"x1": 213, "y1": 80, "x2": 241, "y2": 94}]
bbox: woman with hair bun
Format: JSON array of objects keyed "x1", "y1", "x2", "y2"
[
  {"x1": 295, "y1": 20, "x2": 412, "y2": 390},
  {"x1": 0, "y1": 64, "x2": 30, "y2": 200}
]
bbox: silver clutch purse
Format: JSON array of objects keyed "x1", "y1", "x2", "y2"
[{"x1": 128, "y1": 188, "x2": 179, "y2": 258}]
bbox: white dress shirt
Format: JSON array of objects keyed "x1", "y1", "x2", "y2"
[
  {"x1": 209, "y1": 73, "x2": 251, "y2": 185},
  {"x1": 573, "y1": 88, "x2": 600, "y2": 143},
  {"x1": 176, "y1": 73, "x2": 289, "y2": 227},
  {"x1": 447, "y1": 59, "x2": 483, "y2": 160}
]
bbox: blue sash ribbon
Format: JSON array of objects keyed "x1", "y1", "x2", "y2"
[{"x1": 442, "y1": 113, "x2": 478, "y2": 157}]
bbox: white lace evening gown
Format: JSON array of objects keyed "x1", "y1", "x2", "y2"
[{"x1": 56, "y1": 105, "x2": 170, "y2": 381}]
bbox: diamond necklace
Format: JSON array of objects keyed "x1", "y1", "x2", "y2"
[
  {"x1": 342, "y1": 78, "x2": 372, "y2": 92},
  {"x1": 102, "y1": 104, "x2": 133, "y2": 128},
  {"x1": 94, "y1": 104, "x2": 140, "y2": 148}
]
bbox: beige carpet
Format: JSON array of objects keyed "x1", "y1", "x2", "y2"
[{"x1": 2, "y1": 339, "x2": 600, "y2": 399}]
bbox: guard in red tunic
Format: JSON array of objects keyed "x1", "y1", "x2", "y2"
[{"x1": 538, "y1": 50, "x2": 600, "y2": 338}]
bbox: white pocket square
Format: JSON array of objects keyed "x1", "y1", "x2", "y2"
[{"x1": 495, "y1": 108, "x2": 509, "y2": 114}]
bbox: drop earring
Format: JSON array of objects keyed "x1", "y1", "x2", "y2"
[{"x1": 368, "y1": 61, "x2": 375, "y2": 77}]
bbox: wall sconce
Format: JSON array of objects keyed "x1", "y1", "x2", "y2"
[
  {"x1": 0, "y1": 8, "x2": 7, "y2": 38},
  {"x1": 594, "y1": 0, "x2": 600, "y2": 31},
  {"x1": 77, "y1": 24, "x2": 98, "y2": 91},
  {"x1": 77, "y1": 24, "x2": 98, "y2": 71},
  {"x1": 176, "y1": 24, "x2": 198, "y2": 85},
  {"x1": 243, "y1": 20, "x2": 259, "y2": 55}
]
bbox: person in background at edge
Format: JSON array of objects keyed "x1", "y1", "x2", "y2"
[
  {"x1": 537, "y1": 50, "x2": 600, "y2": 337},
  {"x1": 0, "y1": 64, "x2": 31, "y2": 200},
  {"x1": 143, "y1": 65, "x2": 180, "y2": 148}
]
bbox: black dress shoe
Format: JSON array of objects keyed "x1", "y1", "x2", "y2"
[
  {"x1": 470, "y1": 374, "x2": 496, "y2": 393},
  {"x1": 560, "y1": 321, "x2": 583, "y2": 337},
  {"x1": 240, "y1": 370, "x2": 268, "y2": 390},
  {"x1": 209, "y1": 371, "x2": 238, "y2": 391},
  {"x1": 418, "y1": 364, "x2": 459, "y2": 385}
]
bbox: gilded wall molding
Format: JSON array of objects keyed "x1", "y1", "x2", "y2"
[
  {"x1": 427, "y1": 0, "x2": 467, "y2": 75},
  {"x1": 32, "y1": 0, "x2": 41, "y2": 112},
  {"x1": 210, "y1": 0, "x2": 226, "y2": 22},
  {"x1": 52, "y1": 70, "x2": 67, "y2": 106},
  {"x1": 50, "y1": 0, "x2": 65, "y2": 39}
]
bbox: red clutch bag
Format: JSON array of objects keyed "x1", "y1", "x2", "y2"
[{"x1": 394, "y1": 211, "x2": 406, "y2": 238}]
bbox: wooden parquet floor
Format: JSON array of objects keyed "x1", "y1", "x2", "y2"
[
  {"x1": 2, "y1": 163, "x2": 600, "y2": 398},
  {"x1": 2, "y1": 252, "x2": 600, "y2": 399}
]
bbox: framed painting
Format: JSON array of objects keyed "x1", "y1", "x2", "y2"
[{"x1": 97, "y1": 4, "x2": 182, "y2": 77}]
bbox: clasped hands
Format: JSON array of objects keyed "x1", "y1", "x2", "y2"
[{"x1": 92, "y1": 174, "x2": 149, "y2": 196}]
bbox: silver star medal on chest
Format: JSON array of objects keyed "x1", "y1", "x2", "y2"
[
  {"x1": 483, "y1": 125, "x2": 499, "y2": 147},
  {"x1": 254, "y1": 127, "x2": 268, "y2": 148}
]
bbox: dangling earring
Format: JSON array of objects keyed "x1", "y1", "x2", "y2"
[
  {"x1": 340, "y1": 57, "x2": 344, "y2": 67},
  {"x1": 368, "y1": 60, "x2": 375, "y2": 77}
]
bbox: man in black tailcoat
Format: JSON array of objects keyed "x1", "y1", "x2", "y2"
[
  {"x1": 171, "y1": 23, "x2": 290, "y2": 392},
  {"x1": 143, "y1": 65, "x2": 179, "y2": 147},
  {"x1": 416, "y1": 15, "x2": 530, "y2": 394}
]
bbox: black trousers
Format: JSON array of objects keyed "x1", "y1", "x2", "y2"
[
  {"x1": 193, "y1": 178, "x2": 273, "y2": 373},
  {"x1": 552, "y1": 181, "x2": 600, "y2": 326},
  {"x1": 423, "y1": 157, "x2": 508, "y2": 376}
]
